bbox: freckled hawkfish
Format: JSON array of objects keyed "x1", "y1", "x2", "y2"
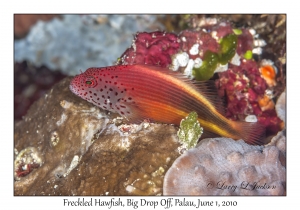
[{"x1": 70, "y1": 64, "x2": 265, "y2": 145}]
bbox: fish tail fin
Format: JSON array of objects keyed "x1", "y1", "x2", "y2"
[{"x1": 233, "y1": 121, "x2": 266, "y2": 145}]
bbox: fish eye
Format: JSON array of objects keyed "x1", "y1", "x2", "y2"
[{"x1": 84, "y1": 76, "x2": 97, "y2": 87}]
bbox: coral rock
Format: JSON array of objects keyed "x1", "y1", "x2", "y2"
[
  {"x1": 163, "y1": 138, "x2": 286, "y2": 195},
  {"x1": 266, "y1": 131, "x2": 286, "y2": 167},
  {"x1": 14, "y1": 15, "x2": 165, "y2": 76}
]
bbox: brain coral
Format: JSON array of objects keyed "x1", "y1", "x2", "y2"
[{"x1": 163, "y1": 137, "x2": 286, "y2": 195}]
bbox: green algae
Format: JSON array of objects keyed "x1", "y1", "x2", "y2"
[
  {"x1": 244, "y1": 50, "x2": 253, "y2": 60},
  {"x1": 193, "y1": 51, "x2": 218, "y2": 81},
  {"x1": 233, "y1": 28, "x2": 243, "y2": 35},
  {"x1": 218, "y1": 34, "x2": 238, "y2": 64},
  {"x1": 177, "y1": 111, "x2": 203, "y2": 150},
  {"x1": 193, "y1": 33, "x2": 238, "y2": 81}
]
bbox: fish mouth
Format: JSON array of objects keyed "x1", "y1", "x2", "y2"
[
  {"x1": 69, "y1": 76, "x2": 80, "y2": 94},
  {"x1": 69, "y1": 83, "x2": 76, "y2": 94}
]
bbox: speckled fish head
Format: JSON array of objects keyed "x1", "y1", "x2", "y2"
[{"x1": 69, "y1": 67, "x2": 134, "y2": 117}]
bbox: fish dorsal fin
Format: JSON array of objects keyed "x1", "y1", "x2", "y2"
[
  {"x1": 163, "y1": 69, "x2": 226, "y2": 115},
  {"x1": 189, "y1": 79, "x2": 226, "y2": 115},
  {"x1": 133, "y1": 64, "x2": 226, "y2": 116}
]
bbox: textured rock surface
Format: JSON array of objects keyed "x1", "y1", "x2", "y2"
[
  {"x1": 266, "y1": 130, "x2": 286, "y2": 167},
  {"x1": 14, "y1": 77, "x2": 181, "y2": 195},
  {"x1": 163, "y1": 137, "x2": 286, "y2": 195},
  {"x1": 53, "y1": 123, "x2": 180, "y2": 196}
]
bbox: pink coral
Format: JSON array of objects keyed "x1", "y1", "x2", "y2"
[
  {"x1": 214, "y1": 22, "x2": 234, "y2": 38},
  {"x1": 236, "y1": 29, "x2": 254, "y2": 55},
  {"x1": 117, "y1": 31, "x2": 180, "y2": 68},
  {"x1": 179, "y1": 30, "x2": 219, "y2": 59},
  {"x1": 257, "y1": 110, "x2": 284, "y2": 135},
  {"x1": 215, "y1": 59, "x2": 283, "y2": 135}
]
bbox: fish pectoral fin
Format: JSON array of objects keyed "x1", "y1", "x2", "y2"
[{"x1": 119, "y1": 102, "x2": 148, "y2": 124}]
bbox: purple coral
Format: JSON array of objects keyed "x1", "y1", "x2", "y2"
[
  {"x1": 117, "y1": 31, "x2": 180, "y2": 68},
  {"x1": 215, "y1": 59, "x2": 282, "y2": 135},
  {"x1": 236, "y1": 29, "x2": 254, "y2": 55},
  {"x1": 257, "y1": 110, "x2": 284, "y2": 135},
  {"x1": 179, "y1": 30, "x2": 219, "y2": 59}
]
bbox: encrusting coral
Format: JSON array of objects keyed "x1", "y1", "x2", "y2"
[
  {"x1": 215, "y1": 60, "x2": 283, "y2": 135},
  {"x1": 117, "y1": 31, "x2": 180, "y2": 67},
  {"x1": 163, "y1": 137, "x2": 286, "y2": 195}
]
